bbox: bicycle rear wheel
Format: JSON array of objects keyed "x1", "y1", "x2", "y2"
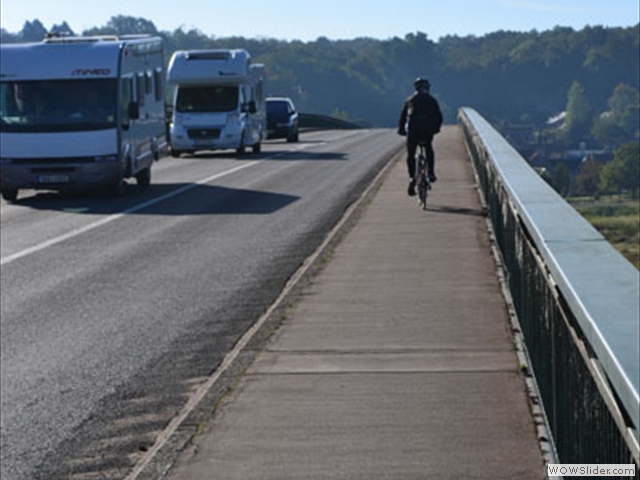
[{"x1": 418, "y1": 175, "x2": 428, "y2": 209}]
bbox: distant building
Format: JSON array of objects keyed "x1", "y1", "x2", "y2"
[
  {"x1": 546, "y1": 111, "x2": 567, "y2": 129},
  {"x1": 565, "y1": 146, "x2": 607, "y2": 159}
]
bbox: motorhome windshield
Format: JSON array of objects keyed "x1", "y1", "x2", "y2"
[
  {"x1": 0, "y1": 79, "x2": 117, "y2": 133},
  {"x1": 176, "y1": 86, "x2": 239, "y2": 113}
]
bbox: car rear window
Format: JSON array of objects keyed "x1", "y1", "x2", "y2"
[{"x1": 266, "y1": 101, "x2": 289, "y2": 115}]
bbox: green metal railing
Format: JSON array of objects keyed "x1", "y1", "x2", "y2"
[{"x1": 458, "y1": 108, "x2": 639, "y2": 478}]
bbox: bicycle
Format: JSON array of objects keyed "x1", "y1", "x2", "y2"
[{"x1": 415, "y1": 142, "x2": 431, "y2": 210}]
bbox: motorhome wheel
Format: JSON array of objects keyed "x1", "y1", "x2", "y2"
[
  {"x1": 1, "y1": 188, "x2": 18, "y2": 202},
  {"x1": 136, "y1": 167, "x2": 151, "y2": 187}
]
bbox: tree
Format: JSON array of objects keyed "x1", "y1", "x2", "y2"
[
  {"x1": 608, "y1": 83, "x2": 640, "y2": 137},
  {"x1": 564, "y1": 81, "x2": 593, "y2": 146},
  {"x1": 592, "y1": 113, "x2": 628, "y2": 147},
  {"x1": 83, "y1": 15, "x2": 157, "y2": 36},
  {"x1": 574, "y1": 157, "x2": 604, "y2": 198},
  {"x1": 543, "y1": 162, "x2": 572, "y2": 196},
  {"x1": 107, "y1": 15, "x2": 157, "y2": 34},
  {"x1": 591, "y1": 83, "x2": 640, "y2": 147},
  {"x1": 0, "y1": 19, "x2": 637, "y2": 131},
  {"x1": 600, "y1": 142, "x2": 640, "y2": 197},
  {"x1": 168, "y1": 27, "x2": 214, "y2": 52},
  {"x1": 50, "y1": 21, "x2": 75, "y2": 36},
  {"x1": 20, "y1": 19, "x2": 47, "y2": 42},
  {"x1": 1, "y1": 28, "x2": 19, "y2": 43}
]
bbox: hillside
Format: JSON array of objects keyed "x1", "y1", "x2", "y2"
[{"x1": 2, "y1": 19, "x2": 638, "y2": 131}]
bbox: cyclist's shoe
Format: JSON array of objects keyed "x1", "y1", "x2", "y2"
[
  {"x1": 428, "y1": 172, "x2": 437, "y2": 183},
  {"x1": 407, "y1": 178, "x2": 416, "y2": 196}
]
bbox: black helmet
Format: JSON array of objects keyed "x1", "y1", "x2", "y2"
[{"x1": 414, "y1": 77, "x2": 430, "y2": 91}]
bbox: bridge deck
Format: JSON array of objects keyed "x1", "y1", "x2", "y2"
[{"x1": 165, "y1": 126, "x2": 546, "y2": 479}]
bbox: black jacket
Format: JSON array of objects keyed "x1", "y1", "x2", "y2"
[{"x1": 398, "y1": 91, "x2": 443, "y2": 139}]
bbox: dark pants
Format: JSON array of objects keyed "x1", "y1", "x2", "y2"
[{"x1": 406, "y1": 134, "x2": 434, "y2": 179}]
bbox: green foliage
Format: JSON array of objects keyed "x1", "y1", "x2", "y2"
[
  {"x1": 574, "y1": 157, "x2": 604, "y2": 198},
  {"x1": 592, "y1": 113, "x2": 629, "y2": 147},
  {"x1": 543, "y1": 162, "x2": 572, "y2": 196},
  {"x1": 600, "y1": 143, "x2": 640, "y2": 197},
  {"x1": 592, "y1": 82, "x2": 640, "y2": 146},
  {"x1": 572, "y1": 198, "x2": 640, "y2": 269},
  {"x1": 20, "y1": 20, "x2": 47, "y2": 42},
  {"x1": 574, "y1": 201, "x2": 639, "y2": 218},
  {"x1": 1, "y1": 18, "x2": 638, "y2": 131},
  {"x1": 608, "y1": 83, "x2": 640, "y2": 136},
  {"x1": 0, "y1": 28, "x2": 18, "y2": 43},
  {"x1": 564, "y1": 81, "x2": 593, "y2": 144},
  {"x1": 83, "y1": 15, "x2": 158, "y2": 36},
  {"x1": 50, "y1": 22, "x2": 75, "y2": 36}
]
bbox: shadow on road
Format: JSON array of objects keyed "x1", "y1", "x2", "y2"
[
  {"x1": 187, "y1": 149, "x2": 347, "y2": 162},
  {"x1": 426, "y1": 204, "x2": 488, "y2": 217},
  {"x1": 12, "y1": 183, "x2": 300, "y2": 216},
  {"x1": 266, "y1": 150, "x2": 347, "y2": 161}
]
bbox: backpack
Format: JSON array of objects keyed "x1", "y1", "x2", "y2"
[{"x1": 408, "y1": 92, "x2": 440, "y2": 135}]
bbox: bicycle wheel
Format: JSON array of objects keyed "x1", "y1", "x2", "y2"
[
  {"x1": 418, "y1": 174, "x2": 428, "y2": 209},
  {"x1": 416, "y1": 152, "x2": 428, "y2": 210}
]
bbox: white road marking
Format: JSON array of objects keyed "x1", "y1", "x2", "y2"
[
  {"x1": 0, "y1": 131, "x2": 366, "y2": 266},
  {"x1": 1, "y1": 161, "x2": 259, "y2": 266}
]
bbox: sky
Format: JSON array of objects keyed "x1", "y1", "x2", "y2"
[{"x1": 1, "y1": 0, "x2": 638, "y2": 41}]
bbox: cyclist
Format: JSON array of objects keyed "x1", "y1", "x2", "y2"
[{"x1": 397, "y1": 78, "x2": 443, "y2": 196}]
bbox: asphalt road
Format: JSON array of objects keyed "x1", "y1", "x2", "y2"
[{"x1": 0, "y1": 129, "x2": 403, "y2": 480}]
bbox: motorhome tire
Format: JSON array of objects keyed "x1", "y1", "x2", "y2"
[
  {"x1": 136, "y1": 167, "x2": 151, "y2": 188},
  {"x1": 108, "y1": 179, "x2": 125, "y2": 197},
  {"x1": 1, "y1": 188, "x2": 18, "y2": 202},
  {"x1": 287, "y1": 130, "x2": 298, "y2": 143},
  {"x1": 236, "y1": 132, "x2": 246, "y2": 155},
  {"x1": 171, "y1": 149, "x2": 182, "y2": 158}
]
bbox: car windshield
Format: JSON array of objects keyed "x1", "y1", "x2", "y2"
[
  {"x1": 176, "y1": 86, "x2": 239, "y2": 113},
  {"x1": 0, "y1": 79, "x2": 117, "y2": 133},
  {"x1": 266, "y1": 101, "x2": 289, "y2": 115}
]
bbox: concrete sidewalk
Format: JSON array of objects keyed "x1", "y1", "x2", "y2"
[{"x1": 165, "y1": 126, "x2": 546, "y2": 479}]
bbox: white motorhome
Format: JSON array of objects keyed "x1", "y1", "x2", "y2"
[
  {"x1": 0, "y1": 35, "x2": 168, "y2": 201},
  {"x1": 166, "y1": 49, "x2": 266, "y2": 156}
]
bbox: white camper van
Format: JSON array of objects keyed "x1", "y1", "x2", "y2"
[
  {"x1": 166, "y1": 49, "x2": 266, "y2": 156},
  {"x1": 0, "y1": 35, "x2": 168, "y2": 201}
]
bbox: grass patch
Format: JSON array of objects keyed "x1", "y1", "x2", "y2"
[{"x1": 569, "y1": 198, "x2": 640, "y2": 269}]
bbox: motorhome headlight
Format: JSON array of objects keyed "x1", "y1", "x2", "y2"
[
  {"x1": 227, "y1": 113, "x2": 239, "y2": 124},
  {"x1": 94, "y1": 155, "x2": 118, "y2": 163}
]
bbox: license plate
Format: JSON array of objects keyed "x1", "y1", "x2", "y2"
[
  {"x1": 38, "y1": 174, "x2": 70, "y2": 184},
  {"x1": 194, "y1": 139, "x2": 211, "y2": 146}
]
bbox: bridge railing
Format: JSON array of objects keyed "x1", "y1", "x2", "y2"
[{"x1": 458, "y1": 107, "x2": 639, "y2": 471}]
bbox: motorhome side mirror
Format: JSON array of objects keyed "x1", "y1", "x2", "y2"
[{"x1": 128, "y1": 102, "x2": 140, "y2": 120}]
